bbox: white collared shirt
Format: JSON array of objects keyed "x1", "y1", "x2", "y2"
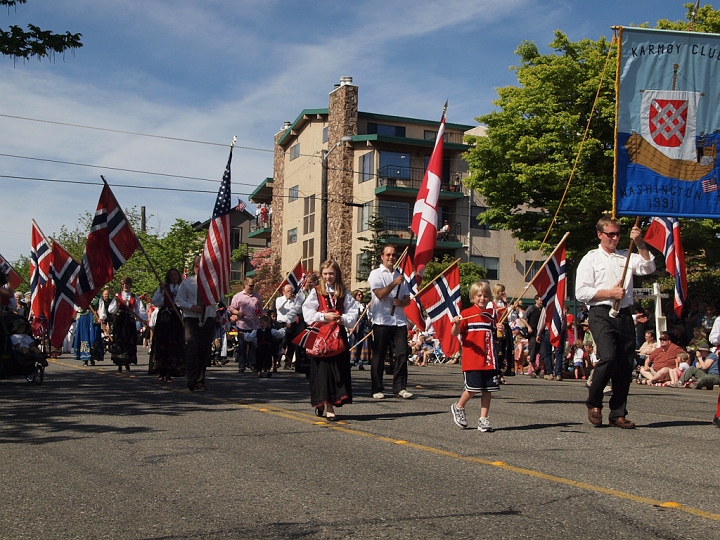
[
  {"x1": 368, "y1": 264, "x2": 409, "y2": 327},
  {"x1": 576, "y1": 245, "x2": 655, "y2": 309}
]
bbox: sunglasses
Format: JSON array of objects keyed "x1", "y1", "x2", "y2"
[
  {"x1": 660, "y1": 337, "x2": 669, "y2": 341},
  {"x1": 601, "y1": 231, "x2": 621, "y2": 239}
]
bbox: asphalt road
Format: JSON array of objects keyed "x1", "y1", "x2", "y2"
[{"x1": 1, "y1": 351, "x2": 719, "y2": 539}]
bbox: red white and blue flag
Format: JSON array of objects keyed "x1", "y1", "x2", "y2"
[
  {"x1": 292, "y1": 322, "x2": 320, "y2": 349},
  {"x1": 416, "y1": 261, "x2": 461, "y2": 356},
  {"x1": 411, "y1": 104, "x2": 446, "y2": 280},
  {"x1": 49, "y1": 240, "x2": 80, "y2": 349},
  {"x1": 198, "y1": 147, "x2": 233, "y2": 306},
  {"x1": 644, "y1": 216, "x2": 687, "y2": 318},
  {"x1": 30, "y1": 220, "x2": 54, "y2": 320},
  {"x1": 0, "y1": 251, "x2": 23, "y2": 291},
  {"x1": 397, "y1": 252, "x2": 425, "y2": 331},
  {"x1": 280, "y1": 260, "x2": 306, "y2": 295},
  {"x1": 532, "y1": 239, "x2": 566, "y2": 348},
  {"x1": 75, "y1": 182, "x2": 140, "y2": 310}
]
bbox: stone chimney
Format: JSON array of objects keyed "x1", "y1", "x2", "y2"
[
  {"x1": 326, "y1": 77, "x2": 358, "y2": 278},
  {"x1": 270, "y1": 127, "x2": 288, "y2": 260}
]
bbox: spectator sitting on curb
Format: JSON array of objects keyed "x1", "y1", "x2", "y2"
[
  {"x1": 675, "y1": 346, "x2": 719, "y2": 389},
  {"x1": 638, "y1": 332, "x2": 683, "y2": 385}
]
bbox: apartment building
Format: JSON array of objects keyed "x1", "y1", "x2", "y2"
[{"x1": 249, "y1": 77, "x2": 539, "y2": 300}]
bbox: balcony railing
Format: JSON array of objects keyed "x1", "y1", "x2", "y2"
[
  {"x1": 383, "y1": 217, "x2": 462, "y2": 243},
  {"x1": 249, "y1": 214, "x2": 272, "y2": 233},
  {"x1": 377, "y1": 165, "x2": 463, "y2": 192}
]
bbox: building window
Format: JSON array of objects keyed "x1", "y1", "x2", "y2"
[
  {"x1": 287, "y1": 227, "x2": 297, "y2": 244},
  {"x1": 303, "y1": 195, "x2": 315, "y2": 235},
  {"x1": 367, "y1": 123, "x2": 406, "y2": 138},
  {"x1": 471, "y1": 205, "x2": 489, "y2": 230},
  {"x1": 303, "y1": 239, "x2": 314, "y2": 271},
  {"x1": 322, "y1": 127, "x2": 328, "y2": 143},
  {"x1": 424, "y1": 154, "x2": 451, "y2": 183},
  {"x1": 357, "y1": 201, "x2": 373, "y2": 232},
  {"x1": 379, "y1": 151, "x2": 411, "y2": 179},
  {"x1": 289, "y1": 143, "x2": 300, "y2": 161},
  {"x1": 378, "y1": 200, "x2": 410, "y2": 231},
  {"x1": 288, "y1": 185, "x2": 299, "y2": 202},
  {"x1": 525, "y1": 260, "x2": 542, "y2": 282},
  {"x1": 356, "y1": 252, "x2": 371, "y2": 280},
  {"x1": 359, "y1": 152, "x2": 374, "y2": 184},
  {"x1": 471, "y1": 256, "x2": 500, "y2": 280},
  {"x1": 423, "y1": 130, "x2": 449, "y2": 142}
]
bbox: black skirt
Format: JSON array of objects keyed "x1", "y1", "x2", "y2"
[{"x1": 309, "y1": 327, "x2": 352, "y2": 408}]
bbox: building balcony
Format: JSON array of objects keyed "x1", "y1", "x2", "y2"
[
  {"x1": 248, "y1": 215, "x2": 272, "y2": 239},
  {"x1": 383, "y1": 217, "x2": 463, "y2": 248},
  {"x1": 375, "y1": 166, "x2": 465, "y2": 200}
]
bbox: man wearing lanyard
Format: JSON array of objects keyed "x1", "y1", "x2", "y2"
[{"x1": 576, "y1": 216, "x2": 655, "y2": 428}]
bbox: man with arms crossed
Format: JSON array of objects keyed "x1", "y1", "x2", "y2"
[{"x1": 576, "y1": 216, "x2": 655, "y2": 428}]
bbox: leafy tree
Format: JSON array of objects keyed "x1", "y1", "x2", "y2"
[
  {"x1": 11, "y1": 254, "x2": 30, "y2": 294},
  {"x1": 1, "y1": 0, "x2": 82, "y2": 62},
  {"x1": 356, "y1": 213, "x2": 391, "y2": 282},
  {"x1": 421, "y1": 255, "x2": 487, "y2": 309},
  {"x1": 656, "y1": 3, "x2": 720, "y2": 32}
]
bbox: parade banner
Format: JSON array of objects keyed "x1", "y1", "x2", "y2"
[{"x1": 616, "y1": 27, "x2": 720, "y2": 218}]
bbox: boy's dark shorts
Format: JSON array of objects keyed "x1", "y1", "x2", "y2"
[{"x1": 463, "y1": 370, "x2": 500, "y2": 393}]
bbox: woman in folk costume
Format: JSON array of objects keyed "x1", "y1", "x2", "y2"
[
  {"x1": 150, "y1": 268, "x2": 184, "y2": 382},
  {"x1": 73, "y1": 295, "x2": 102, "y2": 366},
  {"x1": 108, "y1": 276, "x2": 147, "y2": 372},
  {"x1": 302, "y1": 260, "x2": 358, "y2": 421}
]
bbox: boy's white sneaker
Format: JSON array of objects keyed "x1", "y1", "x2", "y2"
[
  {"x1": 478, "y1": 417, "x2": 494, "y2": 432},
  {"x1": 451, "y1": 403, "x2": 467, "y2": 428}
]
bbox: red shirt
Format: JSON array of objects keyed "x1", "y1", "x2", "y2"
[
  {"x1": 456, "y1": 304, "x2": 499, "y2": 372},
  {"x1": 648, "y1": 342, "x2": 683, "y2": 370}
]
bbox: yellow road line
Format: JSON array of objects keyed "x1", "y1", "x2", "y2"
[{"x1": 50, "y1": 358, "x2": 720, "y2": 522}]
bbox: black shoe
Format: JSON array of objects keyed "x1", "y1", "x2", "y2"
[
  {"x1": 83, "y1": 361, "x2": 88, "y2": 367},
  {"x1": 238, "y1": 369, "x2": 245, "y2": 373},
  {"x1": 187, "y1": 379, "x2": 196, "y2": 392},
  {"x1": 125, "y1": 365, "x2": 130, "y2": 371},
  {"x1": 315, "y1": 405, "x2": 325, "y2": 417},
  {"x1": 358, "y1": 365, "x2": 365, "y2": 370},
  {"x1": 117, "y1": 366, "x2": 122, "y2": 373},
  {"x1": 714, "y1": 416, "x2": 720, "y2": 428}
]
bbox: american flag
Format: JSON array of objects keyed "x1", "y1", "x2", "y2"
[
  {"x1": 416, "y1": 261, "x2": 461, "y2": 356},
  {"x1": 30, "y1": 219, "x2": 54, "y2": 320},
  {"x1": 701, "y1": 176, "x2": 717, "y2": 193},
  {"x1": 644, "y1": 217, "x2": 687, "y2": 318},
  {"x1": 235, "y1": 198, "x2": 247, "y2": 212},
  {"x1": 74, "y1": 182, "x2": 140, "y2": 310},
  {"x1": 532, "y1": 239, "x2": 566, "y2": 348},
  {"x1": 49, "y1": 240, "x2": 80, "y2": 349},
  {"x1": 198, "y1": 147, "x2": 234, "y2": 306},
  {"x1": 411, "y1": 103, "x2": 446, "y2": 281}
]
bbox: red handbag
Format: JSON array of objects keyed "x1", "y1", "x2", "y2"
[{"x1": 307, "y1": 320, "x2": 346, "y2": 358}]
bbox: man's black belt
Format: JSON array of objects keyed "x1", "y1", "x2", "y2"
[{"x1": 590, "y1": 305, "x2": 632, "y2": 315}]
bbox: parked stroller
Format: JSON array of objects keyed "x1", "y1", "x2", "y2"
[{"x1": 0, "y1": 313, "x2": 48, "y2": 385}]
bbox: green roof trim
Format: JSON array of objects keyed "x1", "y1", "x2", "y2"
[
  {"x1": 277, "y1": 108, "x2": 329, "y2": 146},
  {"x1": 249, "y1": 177, "x2": 274, "y2": 200},
  {"x1": 351, "y1": 134, "x2": 470, "y2": 151},
  {"x1": 358, "y1": 111, "x2": 474, "y2": 131}
]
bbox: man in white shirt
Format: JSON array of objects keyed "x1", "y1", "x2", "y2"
[
  {"x1": 576, "y1": 216, "x2": 655, "y2": 428},
  {"x1": 176, "y1": 257, "x2": 217, "y2": 392},
  {"x1": 276, "y1": 284, "x2": 300, "y2": 369},
  {"x1": 368, "y1": 245, "x2": 413, "y2": 399}
]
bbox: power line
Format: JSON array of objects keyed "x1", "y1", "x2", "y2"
[
  {"x1": 0, "y1": 174, "x2": 218, "y2": 194},
  {"x1": 0, "y1": 113, "x2": 274, "y2": 153}
]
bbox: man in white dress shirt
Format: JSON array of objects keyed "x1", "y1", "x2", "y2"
[{"x1": 575, "y1": 216, "x2": 655, "y2": 429}]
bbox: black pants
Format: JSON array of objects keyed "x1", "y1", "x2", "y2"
[
  {"x1": 184, "y1": 317, "x2": 215, "y2": 385},
  {"x1": 527, "y1": 330, "x2": 540, "y2": 373},
  {"x1": 370, "y1": 324, "x2": 408, "y2": 395},
  {"x1": 586, "y1": 306, "x2": 634, "y2": 420}
]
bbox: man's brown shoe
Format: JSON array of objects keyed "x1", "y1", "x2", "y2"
[
  {"x1": 587, "y1": 407, "x2": 602, "y2": 426},
  {"x1": 609, "y1": 417, "x2": 635, "y2": 429}
]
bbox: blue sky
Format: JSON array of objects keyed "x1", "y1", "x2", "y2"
[{"x1": 0, "y1": 0, "x2": 689, "y2": 263}]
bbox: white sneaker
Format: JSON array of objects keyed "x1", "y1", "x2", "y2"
[
  {"x1": 396, "y1": 389, "x2": 413, "y2": 399},
  {"x1": 478, "y1": 417, "x2": 494, "y2": 432},
  {"x1": 451, "y1": 403, "x2": 467, "y2": 428},
  {"x1": 372, "y1": 392, "x2": 385, "y2": 399}
]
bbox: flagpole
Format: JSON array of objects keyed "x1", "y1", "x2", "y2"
[
  {"x1": 610, "y1": 217, "x2": 640, "y2": 317},
  {"x1": 263, "y1": 257, "x2": 303, "y2": 310},
  {"x1": 349, "y1": 330, "x2": 373, "y2": 352},
  {"x1": 349, "y1": 301, "x2": 371, "y2": 334},
  {"x1": 0, "y1": 250, "x2": 29, "y2": 286},
  {"x1": 99, "y1": 175, "x2": 184, "y2": 323},
  {"x1": 414, "y1": 258, "x2": 461, "y2": 298}
]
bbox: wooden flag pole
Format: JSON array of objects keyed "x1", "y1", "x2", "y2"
[
  {"x1": 611, "y1": 217, "x2": 641, "y2": 317},
  {"x1": 415, "y1": 258, "x2": 461, "y2": 298},
  {"x1": 100, "y1": 176, "x2": 183, "y2": 323},
  {"x1": 349, "y1": 301, "x2": 371, "y2": 334},
  {"x1": 263, "y1": 257, "x2": 303, "y2": 310},
  {"x1": 349, "y1": 330, "x2": 373, "y2": 352},
  {"x1": 390, "y1": 233, "x2": 414, "y2": 316}
]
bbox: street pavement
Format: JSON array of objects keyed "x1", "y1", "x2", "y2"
[{"x1": 1, "y1": 350, "x2": 719, "y2": 539}]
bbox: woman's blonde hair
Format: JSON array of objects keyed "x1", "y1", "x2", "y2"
[
  {"x1": 318, "y1": 260, "x2": 346, "y2": 300},
  {"x1": 492, "y1": 283, "x2": 505, "y2": 299}
]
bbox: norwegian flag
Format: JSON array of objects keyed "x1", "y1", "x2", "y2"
[
  {"x1": 49, "y1": 240, "x2": 80, "y2": 349},
  {"x1": 416, "y1": 261, "x2": 461, "y2": 356},
  {"x1": 75, "y1": 182, "x2": 140, "y2": 310},
  {"x1": 280, "y1": 260, "x2": 306, "y2": 295},
  {"x1": 411, "y1": 104, "x2": 446, "y2": 280},
  {"x1": 30, "y1": 220, "x2": 54, "y2": 320},
  {"x1": 0, "y1": 251, "x2": 23, "y2": 290},
  {"x1": 532, "y1": 239, "x2": 566, "y2": 348},
  {"x1": 397, "y1": 252, "x2": 425, "y2": 331},
  {"x1": 644, "y1": 217, "x2": 687, "y2": 318},
  {"x1": 292, "y1": 322, "x2": 320, "y2": 349},
  {"x1": 198, "y1": 147, "x2": 233, "y2": 306}
]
